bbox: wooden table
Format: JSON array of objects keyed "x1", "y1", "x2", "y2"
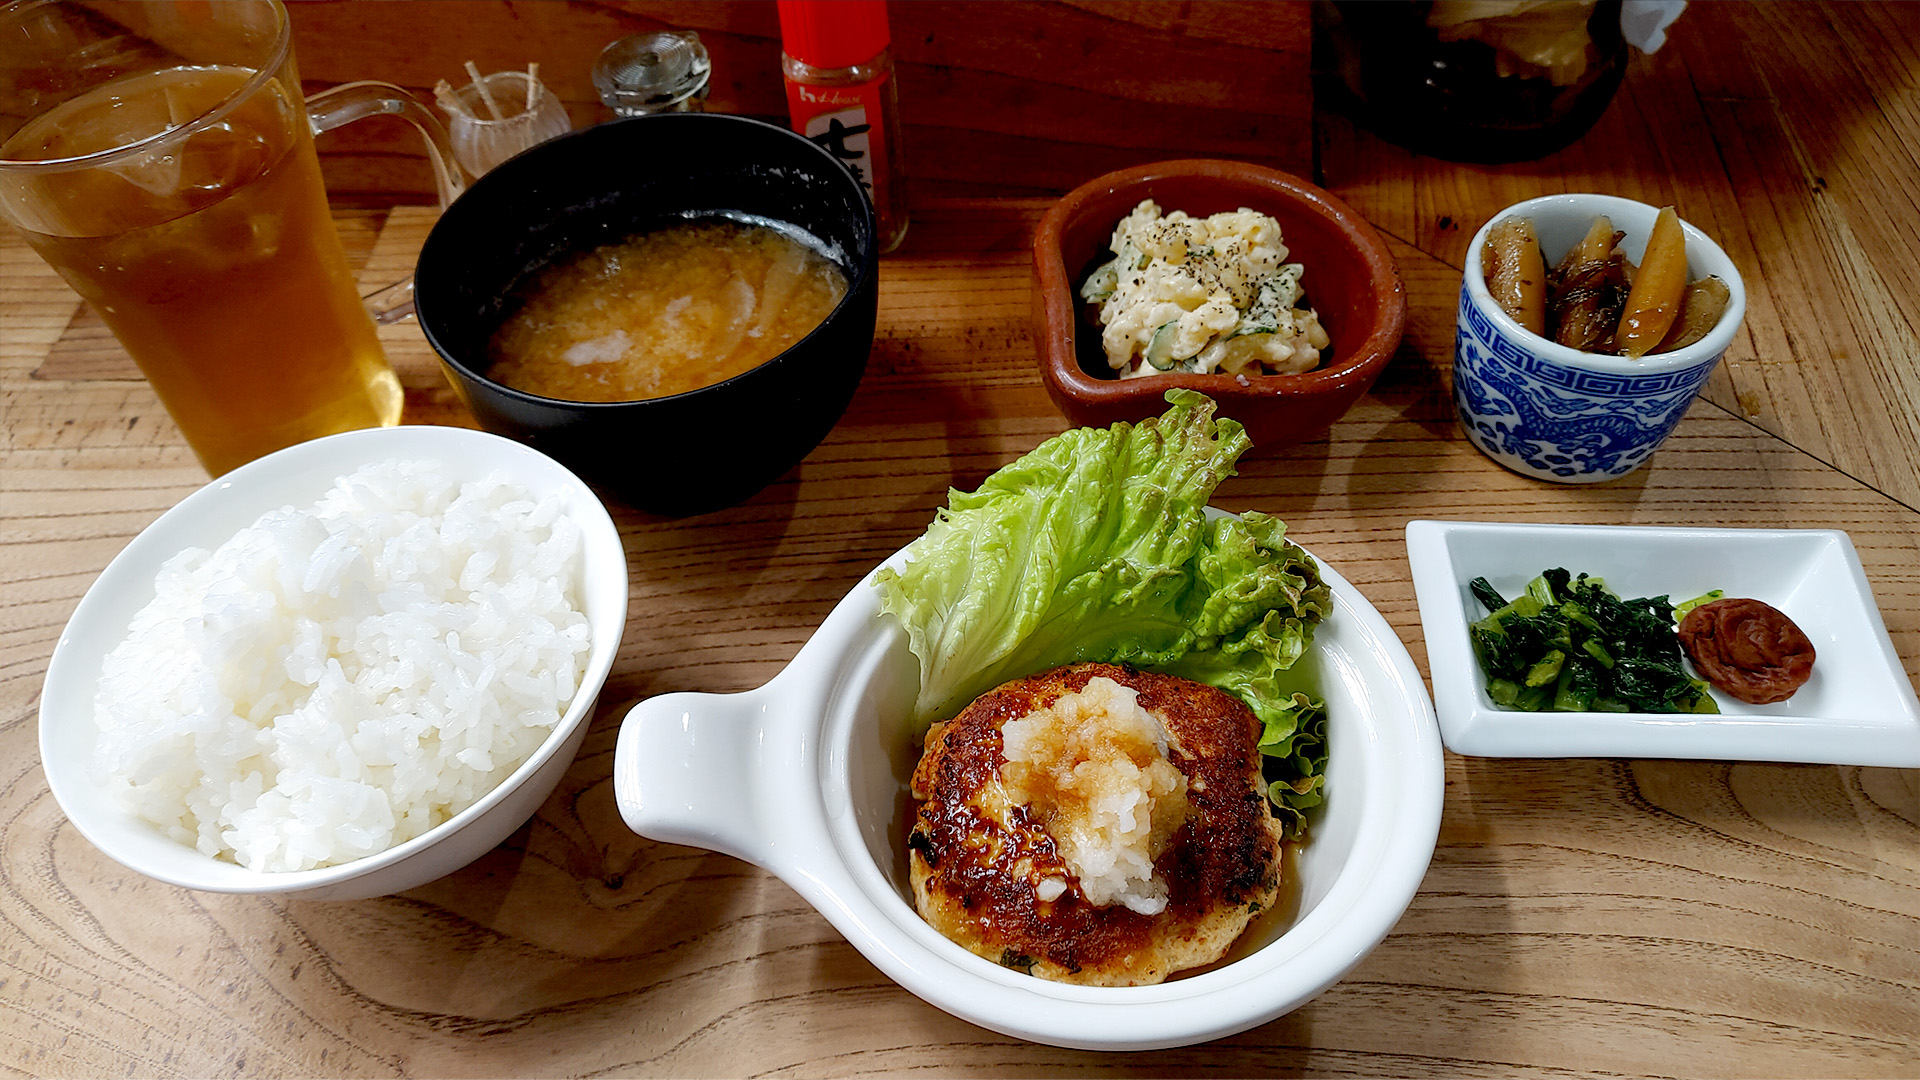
[{"x1": 4, "y1": 3, "x2": 1919, "y2": 1075}]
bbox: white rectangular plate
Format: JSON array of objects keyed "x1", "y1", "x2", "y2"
[{"x1": 1405, "y1": 520, "x2": 1920, "y2": 765}]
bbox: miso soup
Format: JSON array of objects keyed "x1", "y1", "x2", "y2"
[{"x1": 487, "y1": 218, "x2": 848, "y2": 403}]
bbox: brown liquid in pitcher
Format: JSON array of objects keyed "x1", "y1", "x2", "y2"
[{"x1": 1, "y1": 66, "x2": 400, "y2": 475}]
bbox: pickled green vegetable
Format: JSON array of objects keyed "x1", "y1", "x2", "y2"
[{"x1": 1467, "y1": 568, "x2": 1717, "y2": 714}]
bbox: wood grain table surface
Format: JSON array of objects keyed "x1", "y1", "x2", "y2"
[{"x1": 4, "y1": 2, "x2": 1919, "y2": 1076}]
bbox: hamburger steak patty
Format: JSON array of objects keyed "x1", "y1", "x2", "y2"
[{"x1": 907, "y1": 662, "x2": 1284, "y2": 985}]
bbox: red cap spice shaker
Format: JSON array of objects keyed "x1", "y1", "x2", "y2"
[{"x1": 778, "y1": 0, "x2": 909, "y2": 253}]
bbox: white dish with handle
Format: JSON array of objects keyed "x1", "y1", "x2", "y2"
[{"x1": 615, "y1": 535, "x2": 1442, "y2": 1050}]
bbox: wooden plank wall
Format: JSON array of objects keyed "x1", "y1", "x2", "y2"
[{"x1": 285, "y1": 0, "x2": 1313, "y2": 204}]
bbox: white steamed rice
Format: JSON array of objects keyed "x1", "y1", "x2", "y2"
[{"x1": 91, "y1": 459, "x2": 591, "y2": 873}]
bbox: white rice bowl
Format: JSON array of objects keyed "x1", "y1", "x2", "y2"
[
  {"x1": 40, "y1": 426, "x2": 628, "y2": 900},
  {"x1": 93, "y1": 459, "x2": 589, "y2": 872}
]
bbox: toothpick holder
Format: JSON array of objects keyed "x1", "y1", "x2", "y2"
[{"x1": 436, "y1": 69, "x2": 572, "y2": 179}]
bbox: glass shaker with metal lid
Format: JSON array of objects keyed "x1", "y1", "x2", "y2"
[{"x1": 592, "y1": 31, "x2": 711, "y2": 117}]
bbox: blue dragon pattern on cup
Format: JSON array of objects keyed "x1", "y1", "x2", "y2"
[{"x1": 1453, "y1": 284, "x2": 1721, "y2": 480}]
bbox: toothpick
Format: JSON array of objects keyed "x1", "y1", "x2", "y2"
[
  {"x1": 526, "y1": 62, "x2": 540, "y2": 112},
  {"x1": 464, "y1": 59, "x2": 504, "y2": 120}
]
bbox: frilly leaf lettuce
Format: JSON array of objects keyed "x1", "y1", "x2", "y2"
[{"x1": 873, "y1": 390, "x2": 1332, "y2": 836}]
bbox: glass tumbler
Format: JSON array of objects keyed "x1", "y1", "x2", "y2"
[{"x1": 0, "y1": 0, "x2": 464, "y2": 475}]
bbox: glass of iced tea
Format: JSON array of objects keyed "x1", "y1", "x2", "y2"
[{"x1": 0, "y1": 0, "x2": 464, "y2": 475}]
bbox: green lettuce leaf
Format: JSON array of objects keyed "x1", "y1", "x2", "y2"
[{"x1": 873, "y1": 390, "x2": 1332, "y2": 836}]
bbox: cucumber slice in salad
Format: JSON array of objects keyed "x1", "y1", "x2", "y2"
[
  {"x1": 1144, "y1": 321, "x2": 1183, "y2": 370},
  {"x1": 1229, "y1": 273, "x2": 1298, "y2": 339},
  {"x1": 1080, "y1": 262, "x2": 1118, "y2": 303}
]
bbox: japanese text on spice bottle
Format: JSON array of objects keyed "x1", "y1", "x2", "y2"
[{"x1": 778, "y1": 0, "x2": 909, "y2": 252}]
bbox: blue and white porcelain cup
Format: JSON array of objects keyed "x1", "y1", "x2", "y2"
[{"x1": 1454, "y1": 194, "x2": 1746, "y2": 482}]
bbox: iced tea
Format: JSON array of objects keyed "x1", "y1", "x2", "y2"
[{"x1": 0, "y1": 65, "x2": 400, "y2": 475}]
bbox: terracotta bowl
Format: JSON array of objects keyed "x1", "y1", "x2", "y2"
[{"x1": 1033, "y1": 160, "x2": 1406, "y2": 448}]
